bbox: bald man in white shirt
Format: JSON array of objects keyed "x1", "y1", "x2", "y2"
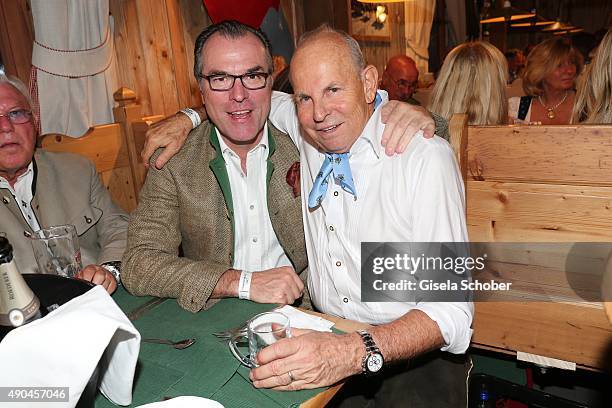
[{"x1": 249, "y1": 26, "x2": 473, "y2": 407}]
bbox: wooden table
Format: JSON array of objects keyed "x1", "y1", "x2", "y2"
[{"x1": 111, "y1": 290, "x2": 370, "y2": 408}]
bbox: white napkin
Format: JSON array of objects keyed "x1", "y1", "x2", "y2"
[
  {"x1": 0, "y1": 285, "x2": 140, "y2": 407},
  {"x1": 276, "y1": 305, "x2": 335, "y2": 332},
  {"x1": 137, "y1": 396, "x2": 224, "y2": 408}
]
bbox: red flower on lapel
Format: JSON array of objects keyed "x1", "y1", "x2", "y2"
[{"x1": 286, "y1": 161, "x2": 301, "y2": 198}]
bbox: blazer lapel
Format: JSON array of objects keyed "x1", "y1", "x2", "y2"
[
  {"x1": 208, "y1": 126, "x2": 234, "y2": 221},
  {"x1": 266, "y1": 126, "x2": 276, "y2": 188}
]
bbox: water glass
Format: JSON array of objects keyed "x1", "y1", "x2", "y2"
[{"x1": 229, "y1": 311, "x2": 291, "y2": 368}]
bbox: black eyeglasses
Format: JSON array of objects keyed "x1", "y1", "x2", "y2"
[
  {"x1": 199, "y1": 72, "x2": 271, "y2": 91},
  {"x1": 0, "y1": 109, "x2": 32, "y2": 124}
]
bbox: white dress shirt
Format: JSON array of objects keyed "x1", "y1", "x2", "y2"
[
  {"x1": 269, "y1": 91, "x2": 473, "y2": 354},
  {"x1": 0, "y1": 162, "x2": 41, "y2": 231},
  {"x1": 215, "y1": 124, "x2": 292, "y2": 272}
]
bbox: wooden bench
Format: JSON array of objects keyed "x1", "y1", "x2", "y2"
[
  {"x1": 40, "y1": 88, "x2": 160, "y2": 213},
  {"x1": 449, "y1": 114, "x2": 612, "y2": 371}
]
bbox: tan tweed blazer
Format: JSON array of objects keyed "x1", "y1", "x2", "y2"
[{"x1": 122, "y1": 121, "x2": 307, "y2": 312}]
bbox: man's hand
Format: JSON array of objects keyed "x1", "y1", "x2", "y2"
[
  {"x1": 380, "y1": 101, "x2": 435, "y2": 155},
  {"x1": 249, "y1": 266, "x2": 304, "y2": 305},
  {"x1": 250, "y1": 329, "x2": 363, "y2": 390},
  {"x1": 142, "y1": 113, "x2": 192, "y2": 170},
  {"x1": 76, "y1": 264, "x2": 117, "y2": 294}
]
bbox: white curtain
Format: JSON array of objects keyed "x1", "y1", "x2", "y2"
[
  {"x1": 31, "y1": 0, "x2": 118, "y2": 137},
  {"x1": 404, "y1": 0, "x2": 436, "y2": 75}
]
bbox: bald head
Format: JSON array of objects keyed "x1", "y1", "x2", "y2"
[
  {"x1": 381, "y1": 55, "x2": 419, "y2": 102},
  {"x1": 289, "y1": 26, "x2": 378, "y2": 153}
]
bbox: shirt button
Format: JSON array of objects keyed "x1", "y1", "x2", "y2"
[
  {"x1": 2, "y1": 197, "x2": 8, "y2": 204},
  {"x1": 343, "y1": 297, "x2": 349, "y2": 303},
  {"x1": 336, "y1": 261, "x2": 341, "y2": 267},
  {"x1": 333, "y1": 191, "x2": 339, "y2": 197},
  {"x1": 329, "y1": 225, "x2": 334, "y2": 231},
  {"x1": 249, "y1": 205, "x2": 255, "y2": 210},
  {"x1": 252, "y1": 237, "x2": 258, "y2": 243},
  {"x1": 84, "y1": 216, "x2": 92, "y2": 224}
]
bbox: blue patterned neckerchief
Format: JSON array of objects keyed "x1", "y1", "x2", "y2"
[
  {"x1": 307, "y1": 92, "x2": 383, "y2": 209},
  {"x1": 307, "y1": 153, "x2": 356, "y2": 208}
]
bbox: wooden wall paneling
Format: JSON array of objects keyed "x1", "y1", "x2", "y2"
[
  {"x1": 0, "y1": 0, "x2": 34, "y2": 84},
  {"x1": 111, "y1": 0, "x2": 156, "y2": 116},
  {"x1": 178, "y1": 0, "x2": 210, "y2": 107},
  {"x1": 303, "y1": 0, "x2": 335, "y2": 31},
  {"x1": 280, "y1": 0, "x2": 304, "y2": 44},
  {"x1": 165, "y1": 0, "x2": 193, "y2": 108},
  {"x1": 135, "y1": 0, "x2": 180, "y2": 116},
  {"x1": 356, "y1": 2, "x2": 406, "y2": 78}
]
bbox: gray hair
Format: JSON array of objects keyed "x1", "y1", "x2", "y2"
[
  {"x1": 0, "y1": 74, "x2": 33, "y2": 108},
  {"x1": 193, "y1": 20, "x2": 273, "y2": 81},
  {"x1": 297, "y1": 25, "x2": 365, "y2": 73}
]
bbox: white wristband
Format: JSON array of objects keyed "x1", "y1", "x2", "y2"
[
  {"x1": 179, "y1": 108, "x2": 201, "y2": 129},
  {"x1": 238, "y1": 270, "x2": 252, "y2": 300}
]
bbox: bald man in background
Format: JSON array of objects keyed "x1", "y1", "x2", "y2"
[{"x1": 380, "y1": 55, "x2": 420, "y2": 105}]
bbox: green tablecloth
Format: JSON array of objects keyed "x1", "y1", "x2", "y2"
[{"x1": 95, "y1": 288, "x2": 325, "y2": 407}]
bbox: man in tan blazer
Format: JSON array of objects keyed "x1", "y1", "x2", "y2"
[
  {"x1": 122, "y1": 21, "x2": 308, "y2": 312},
  {"x1": 0, "y1": 75, "x2": 127, "y2": 294}
]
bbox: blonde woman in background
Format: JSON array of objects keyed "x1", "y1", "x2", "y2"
[
  {"x1": 428, "y1": 41, "x2": 509, "y2": 126},
  {"x1": 509, "y1": 37, "x2": 582, "y2": 125},
  {"x1": 572, "y1": 28, "x2": 612, "y2": 124}
]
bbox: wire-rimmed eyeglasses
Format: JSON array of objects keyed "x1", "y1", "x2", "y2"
[
  {"x1": 0, "y1": 109, "x2": 32, "y2": 124},
  {"x1": 199, "y1": 72, "x2": 271, "y2": 91}
]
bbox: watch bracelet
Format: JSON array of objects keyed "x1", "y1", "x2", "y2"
[
  {"x1": 358, "y1": 329, "x2": 383, "y2": 375},
  {"x1": 101, "y1": 261, "x2": 121, "y2": 284}
]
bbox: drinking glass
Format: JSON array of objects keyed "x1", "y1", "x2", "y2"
[
  {"x1": 229, "y1": 311, "x2": 291, "y2": 368},
  {"x1": 30, "y1": 224, "x2": 82, "y2": 278}
]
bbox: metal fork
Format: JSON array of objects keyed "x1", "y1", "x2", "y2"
[
  {"x1": 142, "y1": 337, "x2": 196, "y2": 349},
  {"x1": 211, "y1": 324, "x2": 247, "y2": 340}
]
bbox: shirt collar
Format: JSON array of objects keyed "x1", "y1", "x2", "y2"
[
  {"x1": 350, "y1": 91, "x2": 388, "y2": 159},
  {"x1": 0, "y1": 161, "x2": 34, "y2": 192},
  {"x1": 215, "y1": 122, "x2": 269, "y2": 158}
]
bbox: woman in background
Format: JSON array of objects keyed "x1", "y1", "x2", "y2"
[
  {"x1": 428, "y1": 41, "x2": 508, "y2": 126},
  {"x1": 572, "y1": 28, "x2": 612, "y2": 124},
  {"x1": 509, "y1": 37, "x2": 582, "y2": 125}
]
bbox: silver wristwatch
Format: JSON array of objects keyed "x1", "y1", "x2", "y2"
[
  {"x1": 101, "y1": 261, "x2": 121, "y2": 284},
  {"x1": 357, "y1": 329, "x2": 384, "y2": 376}
]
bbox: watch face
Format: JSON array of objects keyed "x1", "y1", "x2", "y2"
[{"x1": 366, "y1": 353, "x2": 384, "y2": 373}]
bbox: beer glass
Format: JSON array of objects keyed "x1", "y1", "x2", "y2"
[{"x1": 30, "y1": 224, "x2": 82, "y2": 278}]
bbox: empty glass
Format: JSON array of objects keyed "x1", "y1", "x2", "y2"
[
  {"x1": 229, "y1": 311, "x2": 291, "y2": 368},
  {"x1": 30, "y1": 225, "x2": 82, "y2": 278}
]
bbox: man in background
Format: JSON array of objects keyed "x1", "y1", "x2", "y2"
[{"x1": 380, "y1": 55, "x2": 420, "y2": 105}]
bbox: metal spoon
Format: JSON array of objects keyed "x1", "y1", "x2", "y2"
[{"x1": 142, "y1": 337, "x2": 196, "y2": 349}]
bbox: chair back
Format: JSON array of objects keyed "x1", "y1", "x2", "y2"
[{"x1": 41, "y1": 124, "x2": 138, "y2": 213}]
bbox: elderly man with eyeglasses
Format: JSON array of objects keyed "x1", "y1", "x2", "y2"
[{"x1": 0, "y1": 74, "x2": 128, "y2": 294}]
